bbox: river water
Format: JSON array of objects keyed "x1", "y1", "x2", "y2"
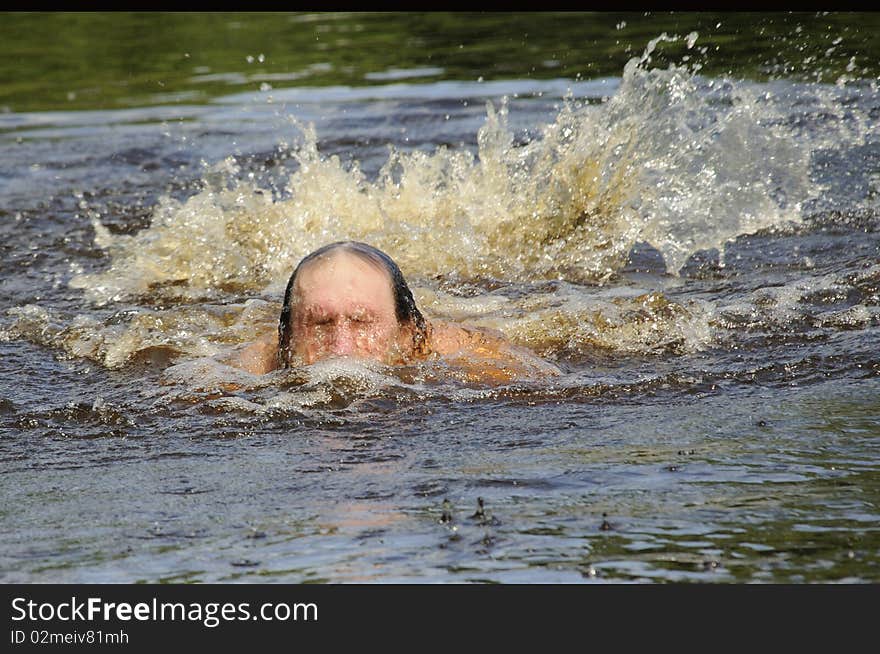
[{"x1": 1, "y1": 12, "x2": 878, "y2": 583}]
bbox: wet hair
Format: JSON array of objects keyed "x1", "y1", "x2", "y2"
[{"x1": 277, "y1": 241, "x2": 430, "y2": 367}]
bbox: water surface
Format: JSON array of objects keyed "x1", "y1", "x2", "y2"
[{"x1": 1, "y1": 12, "x2": 879, "y2": 583}]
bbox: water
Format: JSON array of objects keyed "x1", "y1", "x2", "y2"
[{"x1": 1, "y1": 12, "x2": 879, "y2": 583}]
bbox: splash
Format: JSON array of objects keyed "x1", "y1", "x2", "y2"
[
  {"x1": 0, "y1": 300, "x2": 274, "y2": 369},
  {"x1": 7, "y1": 34, "x2": 875, "y2": 379},
  {"x1": 69, "y1": 34, "x2": 845, "y2": 307}
]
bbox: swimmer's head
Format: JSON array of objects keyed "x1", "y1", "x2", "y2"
[{"x1": 278, "y1": 241, "x2": 430, "y2": 367}]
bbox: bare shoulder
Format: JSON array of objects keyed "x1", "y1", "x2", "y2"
[
  {"x1": 428, "y1": 320, "x2": 560, "y2": 381},
  {"x1": 233, "y1": 330, "x2": 279, "y2": 375},
  {"x1": 429, "y1": 321, "x2": 506, "y2": 354}
]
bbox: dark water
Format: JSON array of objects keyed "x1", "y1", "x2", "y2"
[{"x1": 1, "y1": 12, "x2": 879, "y2": 583}]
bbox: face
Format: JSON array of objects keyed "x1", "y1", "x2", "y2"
[{"x1": 288, "y1": 251, "x2": 410, "y2": 365}]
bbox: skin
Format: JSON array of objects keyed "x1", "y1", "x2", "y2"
[{"x1": 235, "y1": 250, "x2": 559, "y2": 381}]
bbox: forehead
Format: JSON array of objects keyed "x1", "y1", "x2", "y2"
[{"x1": 293, "y1": 251, "x2": 395, "y2": 315}]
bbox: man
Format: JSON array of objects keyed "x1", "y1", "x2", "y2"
[{"x1": 235, "y1": 241, "x2": 558, "y2": 381}]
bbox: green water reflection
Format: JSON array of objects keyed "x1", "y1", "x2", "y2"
[{"x1": 1, "y1": 11, "x2": 878, "y2": 113}]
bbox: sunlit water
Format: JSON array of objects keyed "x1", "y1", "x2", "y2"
[{"x1": 1, "y1": 13, "x2": 879, "y2": 583}]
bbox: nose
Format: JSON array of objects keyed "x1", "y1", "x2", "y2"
[{"x1": 329, "y1": 324, "x2": 358, "y2": 356}]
